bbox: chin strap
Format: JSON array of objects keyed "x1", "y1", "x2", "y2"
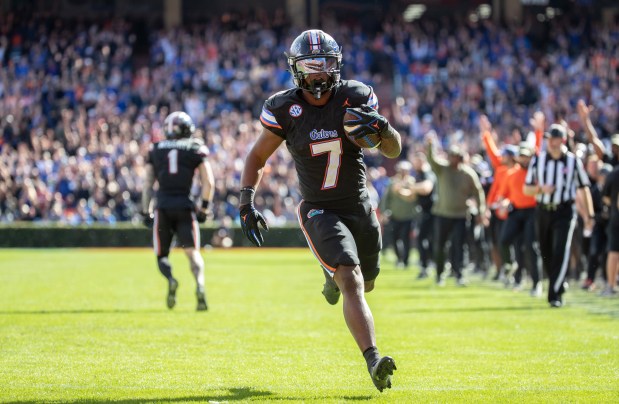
[{"x1": 309, "y1": 78, "x2": 331, "y2": 100}]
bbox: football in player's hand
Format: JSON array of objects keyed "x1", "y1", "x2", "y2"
[{"x1": 343, "y1": 109, "x2": 382, "y2": 149}]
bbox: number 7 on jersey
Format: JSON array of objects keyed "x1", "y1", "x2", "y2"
[{"x1": 310, "y1": 139, "x2": 342, "y2": 190}]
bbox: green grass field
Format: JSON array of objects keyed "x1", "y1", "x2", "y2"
[{"x1": 1, "y1": 248, "x2": 618, "y2": 403}]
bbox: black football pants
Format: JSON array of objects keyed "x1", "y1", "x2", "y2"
[
  {"x1": 586, "y1": 221, "x2": 608, "y2": 282},
  {"x1": 433, "y1": 216, "x2": 466, "y2": 280},
  {"x1": 536, "y1": 204, "x2": 577, "y2": 303},
  {"x1": 392, "y1": 219, "x2": 413, "y2": 266},
  {"x1": 416, "y1": 211, "x2": 433, "y2": 270},
  {"x1": 500, "y1": 207, "x2": 541, "y2": 286}
]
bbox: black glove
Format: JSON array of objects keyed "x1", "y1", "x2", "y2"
[
  {"x1": 239, "y1": 203, "x2": 269, "y2": 247},
  {"x1": 195, "y1": 200, "x2": 211, "y2": 223},
  {"x1": 196, "y1": 210, "x2": 208, "y2": 223},
  {"x1": 239, "y1": 186, "x2": 269, "y2": 247},
  {"x1": 141, "y1": 211, "x2": 154, "y2": 228},
  {"x1": 344, "y1": 104, "x2": 388, "y2": 138}
]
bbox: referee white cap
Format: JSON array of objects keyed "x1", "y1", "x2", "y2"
[{"x1": 545, "y1": 124, "x2": 567, "y2": 139}]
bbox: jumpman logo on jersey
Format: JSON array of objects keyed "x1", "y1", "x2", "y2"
[{"x1": 342, "y1": 98, "x2": 351, "y2": 107}]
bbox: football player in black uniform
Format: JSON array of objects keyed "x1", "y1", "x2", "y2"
[
  {"x1": 239, "y1": 30, "x2": 402, "y2": 392},
  {"x1": 142, "y1": 111, "x2": 215, "y2": 311}
]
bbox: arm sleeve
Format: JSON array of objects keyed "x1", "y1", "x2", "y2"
[
  {"x1": 198, "y1": 144, "x2": 209, "y2": 159},
  {"x1": 426, "y1": 142, "x2": 443, "y2": 175},
  {"x1": 534, "y1": 129, "x2": 544, "y2": 155},
  {"x1": 482, "y1": 131, "x2": 501, "y2": 169},
  {"x1": 193, "y1": 141, "x2": 210, "y2": 163},
  {"x1": 259, "y1": 99, "x2": 286, "y2": 139}
]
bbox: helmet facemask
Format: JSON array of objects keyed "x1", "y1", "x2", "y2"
[{"x1": 288, "y1": 53, "x2": 341, "y2": 99}]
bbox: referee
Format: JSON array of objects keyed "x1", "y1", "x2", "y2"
[{"x1": 524, "y1": 124, "x2": 594, "y2": 308}]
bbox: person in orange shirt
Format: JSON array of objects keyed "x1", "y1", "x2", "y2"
[
  {"x1": 479, "y1": 115, "x2": 516, "y2": 281},
  {"x1": 496, "y1": 143, "x2": 543, "y2": 296}
]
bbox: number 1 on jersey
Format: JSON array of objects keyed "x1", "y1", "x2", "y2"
[
  {"x1": 167, "y1": 149, "x2": 178, "y2": 174},
  {"x1": 310, "y1": 139, "x2": 342, "y2": 189}
]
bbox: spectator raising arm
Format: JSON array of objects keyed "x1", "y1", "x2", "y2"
[
  {"x1": 425, "y1": 131, "x2": 444, "y2": 175},
  {"x1": 577, "y1": 99, "x2": 606, "y2": 161}
]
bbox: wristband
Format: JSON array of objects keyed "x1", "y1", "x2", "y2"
[
  {"x1": 240, "y1": 186, "x2": 255, "y2": 206},
  {"x1": 201, "y1": 200, "x2": 210, "y2": 210}
]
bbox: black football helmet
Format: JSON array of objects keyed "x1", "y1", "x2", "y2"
[
  {"x1": 163, "y1": 111, "x2": 195, "y2": 139},
  {"x1": 286, "y1": 29, "x2": 342, "y2": 99}
]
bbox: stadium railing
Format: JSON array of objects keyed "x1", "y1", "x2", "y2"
[{"x1": 0, "y1": 224, "x2": 306, "y2": 248}]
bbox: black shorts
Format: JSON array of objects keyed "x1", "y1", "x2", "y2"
[
  {"x1": 297, "y1": 199, "x2": 382, "y2": 282},
  {"x1": 608, "y1": 223, "x2": 619, "y2": 253},
  {"x1": 153, "y1": 208, "x2": 200, "y2": 256}
]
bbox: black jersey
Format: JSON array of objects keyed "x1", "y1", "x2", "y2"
[
  {"x1": 259, "y1": 80, "x2": 379, "y2": 207},
  {"x1": 414, "y1": 168, "x2": 435, "y2": 213},
  {"x1": 147, "y1": 138, "x2": 209, "y2": 209},
  {"x1": 602, "y1": 166, "x2": 619, "y2": 226}
]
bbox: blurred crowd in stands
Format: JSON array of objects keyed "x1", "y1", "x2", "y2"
[{"x1": 0, "y1": 7, "x2": 618, "y2": 231}]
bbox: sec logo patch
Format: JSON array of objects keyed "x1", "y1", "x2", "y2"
[{"x1": 289, "y1": 104, "x2": 303, "y2": 118}]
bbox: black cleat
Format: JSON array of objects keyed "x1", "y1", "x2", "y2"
[
  {"x1": 321, "y1": 270, "x2": 340, "y2": 305},
  {"x1": 549, "y1": 299, "x2": 563, "y2": 308},
  {"x1": 167, "y1": 278, "x2": 178, "y2": 309},
  {"x1": 416, "y1": 269, "x2": 428, "y2": 280},
  {"x1": 196, "y1": 286, "x2": 208, "y2": 311},
  {"x1": 370, "y1": 356, "x2": 397, "y2": 392}
]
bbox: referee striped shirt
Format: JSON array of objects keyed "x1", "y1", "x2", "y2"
[{"x1": 525, "y1": 148, "x2": 590, "y2": 205}]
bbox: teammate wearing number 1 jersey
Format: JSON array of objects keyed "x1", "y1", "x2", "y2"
[
  {"x1": 239, "y1": 30, "x2": 402, "y2": 391},
  {"x1": 142, "y1": 111, "x2": 215, "y2": 311}
]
